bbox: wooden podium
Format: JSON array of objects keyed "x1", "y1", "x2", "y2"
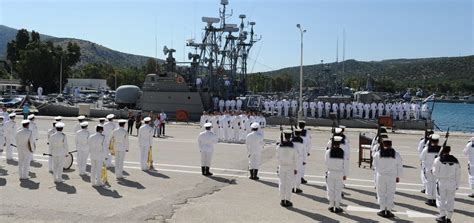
[{"x1": 358, "y1": 132, "x2": 373, "y2": 168}]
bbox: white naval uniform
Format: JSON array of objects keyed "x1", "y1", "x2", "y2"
[
  {"x1": 326, "y1": 138, "x2": 350, "y2": 162},
  {"x1": 50, "y1": 131, "x2": 69, "y2": 182},
  {"x1": 0, "y1": 122, "x2": 4, "y2": 157},
  {"x1": 47, "y1": 127, "x2": 57, "y2": 172},
  {"x1": 28, "y1": 120, "x2": 38, "y2": 161},
  {"x1": 225, "y1": 100, "x2": 231, "y2": 111},
  {"x1": 277, "y1": 101, "x2": 283, "y2": 117},
  {"x1": 4, "y1": 119, "x2": 16, "y2": 160},
  {"x1": 432, "y1": 155, "x2": 461, "y2": 220},
  {"x1": 246, "y1": 131, "x2": 264, "y2": 170},
  {"x1": 198, "y1": 130, "x2": 218, "y2": 167},
  {"x1": 103, "y1": 121, "x2": 116, "y2": 167},
  {"x1": 370, "y1": 103, "x2": 377, "y2": 119},
  {"x1": 236, "y1": 99, "x2": 243, "y2": 111},
  {"x1": 378, "y1": 103, "x2": 385, "y2": 117},
  {"x1": 283, "y1": 100, "x2": 290, "y2": 117},
  {"x1": 372, "y1": 148, "x2": 403, "y2": 211},
  {"x1": 317, "y1": 101, "x2": 324, "y2": 118},
  {"x1": 15, "y1": 127, "x2": 35, "y2": 179},
  {"x1": 324, "y1": 102, "x2": 331, "y2": 118},
  {"x1": 88, "y1": 132, "x2": 106, "y2": 186},
  {"x1": 138, "y1": 124, "x2": 154, "y2": 170},
  {"x1": 112, "y1": 127, "x2": 129, "y2": 178},
  {"x1": 291, "y1": 100, "x2": 298, "y2": 116},
  {"x1": 463, "y1": 140, "x2": 474, "y2": 193},
  {"x1": 75, "y1": 128, "x2": 90, "y2": 175},
  {"x1": 219, "y1": 100, "x2": 225, "y2": 113},
  {"x1": 292, "y1": 137, "x2": 305, "y2": 190},
  {"x1": 417, "y1": 138, "x2": 428, "y2": 188},
  {"x1": 364, "y1": 104, "x2": 370, "y2": 119},
  {"x1": 325, "y1": 147, "x2": 349, "y2": 208},
  {"x1": 303, "y1": 101, "x2": 308, "y2": 117},
  {"x1": 230, "y1": 100, "x2": 236, "y2": 111},
  {"x1": 310, "y1": 101, "x2": 316, "y2": 118},
  {"x1": 276, "y1": 142, "x2": 298, "y2": 202},
  {"x1": 420, "y1": 145, "x2": 441, "y2": 199},
  {"x1": 269, "y1": 100, "x2": 275, "y2": 115},
  {"x1": 73, "y1": 122, "x2": 82, "y2": 134},
  {"x1": 339, "y1": 103, "x2": 345, "y2": 118},
  {"x1": 300, "y1": 129, "x2": 312, "y2": 178}
]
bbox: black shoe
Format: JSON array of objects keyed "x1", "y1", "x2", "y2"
[
  {"x1": 201, "y1": 166, "x2": 206, "y2": 176},
  {"x1": 386, "y1": 210, "x2": 395, "y2": 218},
  {"x1": 301, "y1": 178, "x2": 307, "y2": 184},
  {"x1": 334, "y1": 207, "x2": 343, "y2": 213},
  {"x1": 249, "y1": 170, "x2": 254, "y2": 179},
  {"x1": 468, "y1": 194, "x2": 474, "y2": 198},
  {"x1": 446, "y1": 218, "x2": 452, "y2": 223},
  {"x1": 254, "y1": 170, "x2": 259, "y2": 180},
  {"x1": 425, "y1": 199, "x2": 436, "y2": 207},
  {"x1": 435, "y1": 216, "x2": 446, "y2": 222},
  {"x1": 205, "y1": 167, "x2": 213, "y2": 176},
  {"x1": 421, "y1": 189, "x2": 426, "y2": 193},
  {"x1": 328, "y1": 207, "x2": 335, "y2": 212},
  {"x1": 280, "y1": 200, "x2": 286, "y2": 207},
  {"x1": 293, "y1": 188, "x2": 302, "y2": 194},
  {"x1": 286, "y1": 200, "x2": 293, "y2": 207},
  {"x1": 377, "y1": 211, "x2": 386, "y2": 217}
]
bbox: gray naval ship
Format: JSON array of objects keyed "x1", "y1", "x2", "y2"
[{"x1": 115, "y1": 0, "x2": 260, "y2": 120}]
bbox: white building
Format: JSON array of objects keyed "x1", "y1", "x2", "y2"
[{"x1": 65, "y1": 78, "x2": 108, "y2": 91}]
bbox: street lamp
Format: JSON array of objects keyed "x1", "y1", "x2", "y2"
[
  {"x1": 51, "y1": 51, "x2": 76, "y2": 95},
  {"x1": 296, "y1": 24, "x2": 306, "y2": 121},
  {"x1": 7, "y1": 60, "x2": 19, "y2": 97}
]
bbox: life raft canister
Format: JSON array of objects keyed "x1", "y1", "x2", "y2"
[{"x1": 176, "y1": 76, "x2": 185, "y2": 84}]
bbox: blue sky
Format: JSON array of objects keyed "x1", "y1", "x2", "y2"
[{"x1": 1, "y1": 0, "x2": 472, "y2": 72}]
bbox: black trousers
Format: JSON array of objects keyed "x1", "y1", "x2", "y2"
[
  {"x1": 160, "y1": 123, "x2": 165, "y2": 135},
  {"x1": 128, "y1": 121, "x2": 134, "y2": 134}
]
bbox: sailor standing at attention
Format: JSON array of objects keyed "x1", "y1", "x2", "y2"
[
  {"x1": 89, "y1": 125, "x2": 106, "y2": 186},
  {"x1": 302, "y1": 101, "x2": 309, "y2": 118},
  {"x1": 103, "y1": 114, "x2": 116, "y2": 167},
  {"x1": 463, "y1": 137, "x2": 474, "y2": 198},
  {"x1": 309, "y1": 101, "x2": 316, "y2": 118},
  {"x1": 74, "y1": 115, "x2": 86, "y2": 133},
  {"x1": 372, "y1": 139, "x2": 403, "y2": 218},
  {"x1": 277, "y1": 100, "x2": 283, "y2": 117},
  {"x1": 27, "y1": 114, "x2": 38, "y2": 162},
  {"x1": 246, "y1": 123, "x2": 264, "y2": 180},
  {"x1": 49, "y1": 122, "x2": 68, "y2": 183},
  {"x1": 417, "y1": 130, "x2": 434, "y2": 193},
  {"x1": 219, "y1": 99, "x2": 225, "y2": 113},
  {"x1": 112, "y1": 120, "x2": 129, "y2": 179},
  {"x1": 325, "y1": 136, "x2": 348, "y2": 213},
  {"x1": 5, "y1": 113, "x2": 17, "y2": 161},
  {"x1": 198, "y1": 123, "x2": 218, "y2": 176},
  {"x1": 291, "y1": 99, "x2": 298, "y2": 117},
  {"x1": 75, "y1": 121, "x2": 90, "y2": 176},
  {"x1": 276, "y1": 129, "x2": 298, "y2": 207},
  {"x1": 138, "y1": 117, "x2": 154, "y2": 171},
  {"x1": 420, "y1": 133, "x2": 441, "y2": 206},
  {"x1": 16, "y1": 120, "x2": 35, "y2": 180},
  {"x1": 47, "y1": 121, "x2": 57, "y2": 172},
  {"x1": 298, "y1": 121, "x2": 311, "y2": 184},
  {"x1": 292, "y1": 128, "x2": 305, "y2": 194},
  {"x1": 317, "y1": 100, "x2": 324, "y2": 118},
  {"x1": 433, "y1": 146, "x2": 461, "y2": 223}
]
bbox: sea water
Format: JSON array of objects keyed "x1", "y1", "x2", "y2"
[{"x1": 430, "y1": 102, "x2": 474, "y2": 133}]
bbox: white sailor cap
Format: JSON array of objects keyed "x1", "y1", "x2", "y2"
[
  {"x1": 0, "y1": 116, "x2": 4, "y2": 119},
  {"x1": 118, "y1": 119, "x2": 127, "y2": 124},
  {"x1": 106, "y1": 114, "x2": 115, "y2": 119},
  {"x1": 55, "y1": 122, "x2": 65, "y2": 128},
  {"x1": 298, "y1": 120, "x2": 306, "y2": 124},
  {"x1": 339, "y1": 125, "x2": 346, "y2": 129},
  {"x1": 9, "y1": 113, "x2": 16, "y2": 117},
  {"x1": 99, "y1": 118, "x2": 106, "y2": 121},
  {"x1": 77, "y1": 115, "x2": 86, "y2": 120},
  {"x1": 431, "y1": 134, "x2": 440, "y2": 140},
  {"x1": 470, "y1": 137, "x2": 474, "y2": 142},
  {"x1": 80, "y1": 121, "x2": 89, "y2": 127},
  {"x1": 333, "y1": 136, "x2": 343, "y2": 142},
  {"x1": 294, "y1": 128, "x2": 302, "y2": 133},
  {"x1": 54, "y1": 116, "x2": 62, "y2": 121},
  {"x1": 28, "y1": 114, "x2": 35, "y2": 120},
  {"x1": 250, "y1": 123, "x2": 260, "y2": 129},
  {"x1": 334, "y1": 127, "x2": 342, "y2": 134},
  {"x1": 283, "y1": 129, "x2": 293, "y2": 134},
  {"x1": 21, "y1": 120, "x2": 30, "y2": 125},
  {"x1": 204, "y1": 123, "x2": 212, "y2": 128},
  {"x1": 143, "y1": 117, "x2": 151, "y2": 122}
]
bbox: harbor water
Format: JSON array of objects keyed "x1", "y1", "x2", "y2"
[{"x1": 430, "y1": 102, "x2": 474, "y2": 133}]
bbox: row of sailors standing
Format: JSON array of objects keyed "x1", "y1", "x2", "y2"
[
  {"x1": 263, "y1": 99, "x2": 430, "y2": 120},
  {"x1": 213, "y1": 98, "x2": 244, "y2": 113},
  {"x1": 200, "y1": 111, "x2": 266, "y2": 143}
]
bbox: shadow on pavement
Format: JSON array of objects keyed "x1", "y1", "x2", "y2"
[
  {"x1": 80, "y1": 175, "x2": 91, "y2": 182},
  {"x1": 30, "y1": 161, "x2": 43, "y2": 168},
  {"x1": 208, "y1": 176, "x2": 237, "y2": 184},
  {"x1": 64, "y1": 168, "x2": 75, "y2": 173},
  {"x1": 117, "y1": 178, "x2": 145, "y2": 189},
  {"x1": 343, "y1": 196, "x2": 379, "y2": 209},
  {"x1": 346, "y1": 187, "x2": 377, "y2": 197},
  {"x1": 7, "y1": 159, "x2": 18, "y2": 166},
  {"x1": 61, "y1": 174, "x2": 70, "y2": 180},
  {"x1": 455, "y1": 208, "x2": 474, "y2": 218},
  {"x1": 299, "y1": 192, "x2": 328, "y2": 204},
  {"x1": 55, "y1": 182, "x2": 77, "y2": 194},
  {"x1": 339, "y1": 211, "x2": 379, "y2": 223},
  {"x1": 402, "y1": 165, "x2": 416, "y2": 169},
  {"x1": 287, "y1": 206, "x2": 338, "y2": 223},
  {"x1": 145, "y1": 170, "x2": 170, "y2": 179},
  {"x1": 257, "y1": 179, "x2": 278, "y2": 188},
  {"x1": 394, "y1": 201, "x2": 438, "y2": 215},
  {"x1": 0, "y1": 168, "x2": 8, "y2": 176},
  {"x1": 109, "y1": 168, "x2": 130, "y2": 176},
  {"x1": 20, "y1": 179, "x2": 40, "y2": 190},
  {"x1": 305, "y1": 183, "x2": 326, "y2": 191},
  {"x1": 94, "y1": 186, "x2": 122, "y2": 198},
  {"x1": 0, "y1": 178, "x2": 6, "y2": 186},
  {"x1": 454, "y1": 197, "x2": 474, "y2": 206}
]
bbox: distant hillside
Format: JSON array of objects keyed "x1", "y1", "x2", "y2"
[
  {"x1": 262, "y1": 56, "x2": 474, "y2": 87},
  {"x1": 0, "y1": 25, "x2": 160, "y2": 68}
]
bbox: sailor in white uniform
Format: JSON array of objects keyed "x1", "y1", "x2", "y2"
[
  {"x1": 370, "y1": 102, "x2": 377, "y2": 119},
  {"x1": 372, "y1": 139, "x2": 403, "y2": 218},
  {"x1": 138, "y1": 117, "x2": 154, "y2": 171},
  {"x1": 324, "y1": 102, "x2": 331, "y2": 118},
  {"x1": 420, "y1": 133, "x2": 441, "y2": 206},
  {"x1": 292, "y1": 128, "x2": 305, "y2": 194},
  {"x1": 103, "y1": 114, "x2": 116, "y2": 167},
  {"x1": 291, "y1": 100, "x2": 298, "y2": 116},
  {"x1": 325, "y1": 136, "x2": 349, "y2": 213},
  {"x1": 463, "y1": 137, "x2": 474, "y2": 198},
  {"x1": 246, "y1": 123, "x2": 264, "y2": 180},
  {"x1": 378, "y1": 102, "x2": 385, "y2": 117},
  {"x1": 219, "y1": 99, "x2": 225, "y2": 113},
  {"x1": 27, "y1": 114, "x2": 38, "y2": 162},
  {"x1": 16, "y1": 120, "x2": 35, "y2": 180},
  {"x1": 317, "y1": 101, "x2": 324, "y2": 118},
  {"x1": 309, "y1": 101, "x2": 316, "y2": 118},
  {"x1": 4, "y1": 113, "x2": 17, "y2": 160},
  {"x1": 236, "y1": 98, "x2": 243, "y2": 111},
  {"x1": 364, "y1": 103, "x2": 370, "y2": 119},
  {"x1": 345, "y1": 103, "x2": 352, "y2": 119},
  {"x1": 339, "y1": 102, "x2": 345, "y2": 119},
  {"x1": 75, "y1": 121, "x2": 90, "y2": 176},
  {"x1": 277, "y1": 100, "x2": 283, "y2": 117},
  {"x1": 298, "y1": 121, "x2": 311, "y2": 184},
  {"x1": 276, "y1": 129, "x2": 298, "y2": 208},
  {"x1": 198, "y1": 123, "x2": 218, "y2": 176},
  {"x1": 433, "y1": 146, "x2": 461, "y2": 223},
  {"x1": 302, "y1": 101, "x2": 309, "y2": 118},
  {"x1": 112, "y1": 120, "x2": 129, "y2": 179},
  {"x1": 88, "y1": 125, "x2": 106, "y2": 186},
  {"x1": 49, "y1": 122, "x2": 68, "y2": 183},
  {"x1": 230, "y1": 99, "x2": 236, "y2": 112},
  {"x1": 74, "y1": 115, "x2": 86, "y2": 133},
  {"x1": 269, "y1": 100, "x2": 275, "y2": 116},
  {"x1": 417, "y1": 130, "x2": 433, "y2": 193},
  {"x1": 47, "y1": 121, "x2": 57, "y2": 172}
]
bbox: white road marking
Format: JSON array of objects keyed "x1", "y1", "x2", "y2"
[{"x1": 346, "y1": 205, "x2": 436, "y2": 218}]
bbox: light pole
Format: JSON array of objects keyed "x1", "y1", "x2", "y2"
[
  {"x1": 296, "y1": 24, "x2": 306, "y2": 121},
  {"x1": 7, "y1": 60, "x2": 18, "y2": 97}
]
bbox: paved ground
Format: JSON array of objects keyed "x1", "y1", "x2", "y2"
[{"x1": 0, "y1": 117, "x2": 473, "y2": 223}]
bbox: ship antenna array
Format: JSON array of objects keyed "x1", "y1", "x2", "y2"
[{"x1": 186, "y1": 0, "x2": 260, "y2": 99}]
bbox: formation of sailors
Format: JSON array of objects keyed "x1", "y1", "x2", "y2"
[
  {"x1": 200, "y1": 111, "x2": 266, "y2": 144},
  {"x1": 263, "y1": 99, "x2": 430, "y2": 120}
]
